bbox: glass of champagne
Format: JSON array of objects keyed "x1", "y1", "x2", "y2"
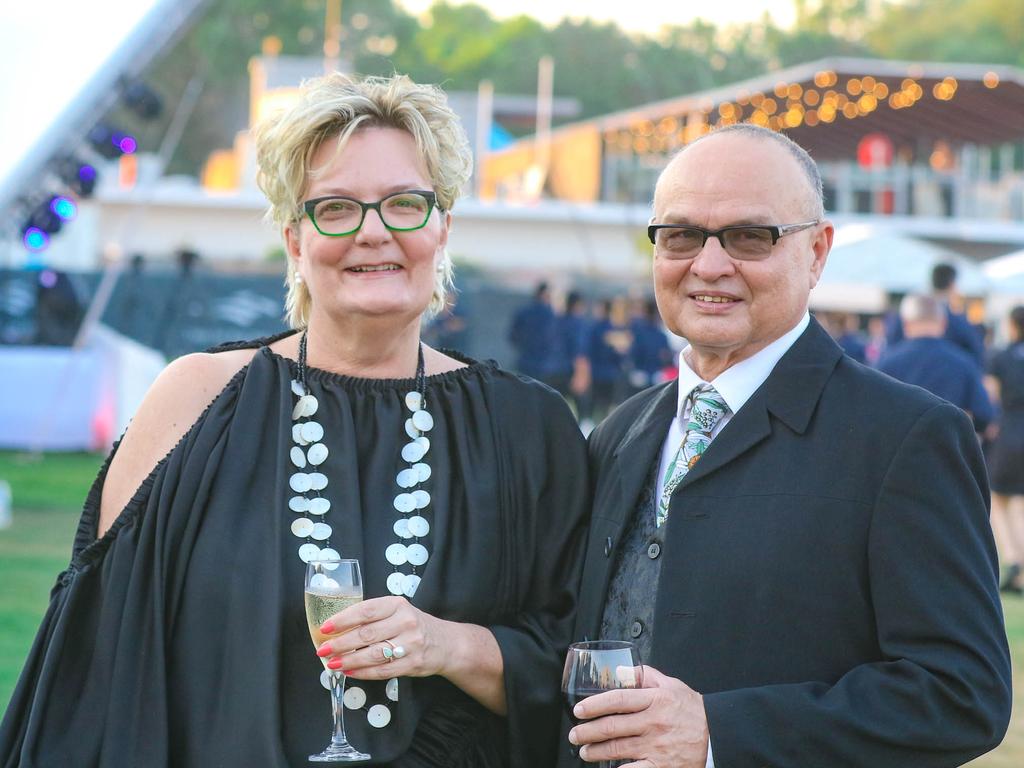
[
  {"x1": 305, "y1": 556, "x2": 371, "y2": 763},
  {"x1": 562, "y1": 640, "x2": 644, "y2": 768}
]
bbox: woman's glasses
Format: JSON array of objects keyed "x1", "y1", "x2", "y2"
[{"x1": 303, "y1": 190, "x2": 441, "y2": 237}]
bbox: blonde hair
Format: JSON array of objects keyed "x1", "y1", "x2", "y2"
[{"x1": 254, "y1": 73, "x2": 473, "y2": 328}]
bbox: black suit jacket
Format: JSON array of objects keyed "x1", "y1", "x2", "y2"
[{"x1": 564, "y1": 319, "x2": 1011, "y2": 767}]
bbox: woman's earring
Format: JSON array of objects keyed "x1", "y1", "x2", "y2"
[{"x1": 295, "y1": 273, "x2": 304, "y2": 285}]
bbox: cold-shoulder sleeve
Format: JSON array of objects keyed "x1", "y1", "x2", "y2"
[
  {"x1": 0, "y1": 366, "x2": 249, "y2": 768},
  {"x1": 486, "y1": 376, "x2": 590, "y2": 768}
]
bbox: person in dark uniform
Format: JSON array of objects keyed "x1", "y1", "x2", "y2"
[
  {"x1": 588, "y1": 296, "x2": 633, "y2": 421},
  {"x1": 547, "y1": 290, "x2": 593, "y2": 418},
  {"x1": 878, "y1": 293, "x2": 993, "y2": 433},
  {"x1": 508, "y1": 281, "x2": 556, "y2": 379},
  {"x1": 824, "y1": 311, "x2": 867, "y2": 364},
  {"x1": 629, "y1": 297, "x2": 673, "y2": 395},
  {"x1": 886, "y1": 263, "x2": 984, "y2": 367},
  {"x1": 987, "y1": 305, "x2": 1024, "y2": 594}
]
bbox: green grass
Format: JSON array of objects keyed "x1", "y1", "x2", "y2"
[
  {"x1": 0, "y1": 450, "x2": 1022, "y2": 762},
  {"x1": 971, "y1": 596, "x2": 1024, "y2": 767},
  {"x1": 0, "y1": 450, "x2": 104, "y2": 510},
  {"x1": 0, "y1": 508, "x2": 79, "y2": 714}
]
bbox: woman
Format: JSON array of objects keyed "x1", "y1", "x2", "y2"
[
  {"x1": 987, "y1": 305, "x2": 1024, "y2": 594},
  {"x1": 0, "y1": 74, "x2": 589, "y2": 767}
]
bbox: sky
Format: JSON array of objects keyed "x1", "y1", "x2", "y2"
[{"x1": 0, "y1": 0, "x2": 797, "y2": 188}]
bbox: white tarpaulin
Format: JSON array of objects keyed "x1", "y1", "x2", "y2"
[
  {"x1": 0, "y1": 324, "x2": 164, "y2": 451},
  {"x1": 811, "y1": 225, "x2": 996, "y2": 314}
]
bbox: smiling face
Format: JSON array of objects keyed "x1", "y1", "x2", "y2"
[
  {"x1": 652, "y1": 133, "x2": 833, "y2": 377},
  {"x1": 285, "y1": 127, "x2": 449, "y2": 327}
]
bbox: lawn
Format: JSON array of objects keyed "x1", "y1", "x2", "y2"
[{"x1": 0, "y1": 450, "x2": 1022, "y2": 764}]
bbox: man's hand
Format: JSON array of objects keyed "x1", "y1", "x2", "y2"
[{"x1": 568, "y1": 666, "x2": 709, "y2": 768}]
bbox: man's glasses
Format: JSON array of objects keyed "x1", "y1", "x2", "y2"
[
  {"x1": 302, "y1": 190, "x2": 441, "y2": 236},
  {"x1": 647, "y1": 220, "x2": 820, "y2": 261}
]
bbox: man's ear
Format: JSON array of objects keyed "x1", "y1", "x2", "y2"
[{"x1": 808, "y1": 220, "x2": 834, "y2": 289}]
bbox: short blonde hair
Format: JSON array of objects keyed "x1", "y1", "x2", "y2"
[{"x1": 254, "y1": 73, "x2": 473, "y2": 328}]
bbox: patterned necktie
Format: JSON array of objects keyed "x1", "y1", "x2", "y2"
[{"x1": 657, "y1": 384, "x2": 729, "y2": 527}]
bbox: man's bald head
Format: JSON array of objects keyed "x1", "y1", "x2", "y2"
[{"x1": 661, "y1": 125, "x2": 825, "y2": 220}]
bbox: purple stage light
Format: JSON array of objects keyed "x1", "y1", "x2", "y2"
[
  {"x1": 118, "y1": 135, "x2": 137, "y2": 154},
  {"x1": 39, "y1": 269, "x2": 58, "y2": 288},
  {"x1": 78, "y1": 164, "x2": 97, "y2": 182}
]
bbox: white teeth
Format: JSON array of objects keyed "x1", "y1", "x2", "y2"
[
  {"x1": 695, "y1": 295, "x2": 734, "y2": 303},
  {"x1": 350, "y1": 265, "x2": 400, "y2": 272}
]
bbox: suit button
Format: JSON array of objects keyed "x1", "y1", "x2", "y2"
[
  {"x1": 647, "y1": 543, "x2": 661, "y2": 559},
  {"x1": 630, "y1": 620, "x2": 643, "y2": 638}
]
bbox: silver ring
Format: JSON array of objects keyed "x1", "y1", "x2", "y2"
[
  {"x1": 381, "y1": 639, "x2": 396, "y2": 662},
  {"x1": 392, "y1": 645, "x2": 406, "y2": 659}
]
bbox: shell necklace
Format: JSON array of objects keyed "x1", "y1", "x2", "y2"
[{"x1": 288, "y1": 330, "x2": 435, "y2": 730}]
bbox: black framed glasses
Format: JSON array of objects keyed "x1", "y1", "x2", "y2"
[
  {"x1": 302, "y1": 190, "x2": 442, "y2": 236},
  {"x1": 647, "y1": 220, "x2": 820, "y2": 261}
]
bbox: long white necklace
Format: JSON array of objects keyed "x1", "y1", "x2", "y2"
[{"x1": 288, "y1": 330, "x2": 434, "y2": 730}]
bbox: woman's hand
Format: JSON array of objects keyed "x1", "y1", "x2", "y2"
[
  {"x1": 315, "y1": 595, "x2": 508, "y2": 714},
  {"x1": 316, "y1": 596, "x2": 451, "y2": 680}
]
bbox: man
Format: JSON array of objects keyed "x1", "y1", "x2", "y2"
[
  {"x1": 824, "y1": 311, "x2": 868, "y2": 364},
  {"x1": 879, "y1": 293, "x2": 993, "y2": 433},
  {"x1": 507, "y1": 280, "x2": 556, "y2": 379},
  {"x1": 562, "y1": 125, "x2": 1011, "y2": 767},
  {"x1": 547, "y1": 290, "x2": 596, "y2": 427},
  {"x1": 886, "y1": 262, "x2": 985, "y2": 367}
]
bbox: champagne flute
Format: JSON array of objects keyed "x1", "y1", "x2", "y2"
[
  {"x1": 305, "y1": 557, "x2": 371, "y2": 763},
  {"x1": 562, "y1": 640, "x2": 643, "y2": 768}
]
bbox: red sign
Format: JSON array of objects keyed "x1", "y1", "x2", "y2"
[{"x1": 857, "y1": 132, "x2": 894, "y2": 168}]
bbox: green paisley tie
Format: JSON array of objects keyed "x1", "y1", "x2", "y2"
[{"x1": 658, "y1": 384, "x2": 729, "y2": 527}]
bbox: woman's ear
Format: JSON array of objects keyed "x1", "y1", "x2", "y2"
[
  {"x1": 438, "y1": 210, "x2": 452, "y2": 250},
  {"x1": 284, "y1": 223, "x2": 303, "y2": 277}
]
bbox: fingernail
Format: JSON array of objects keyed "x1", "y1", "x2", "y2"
[
  {"x1": 327, "y1": 658, "x2": 343, "y2": 670},
  {"x1": 567, "y1": 729, "x2": 578, "y2": 746},
  {"x1": 573, "y1": 704, "x2": 583, "y2": 718},
  {"x1": 578, "y1": 746, "x2": 589, "y2": 760},
  {"x1": 320, "y1": 620, "x2": 335, "y2": 634},
  {"x1": 316, "y1": 644, "x2": 332, "y2": 658}
]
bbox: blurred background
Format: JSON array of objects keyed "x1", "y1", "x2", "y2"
[{"x1": 0, "y1": 2, "x2": 1022, "y2": 760}]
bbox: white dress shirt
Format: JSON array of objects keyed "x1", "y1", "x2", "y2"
[{"x1": 653, "y1": 312, "x2": 810, "y2": 768}]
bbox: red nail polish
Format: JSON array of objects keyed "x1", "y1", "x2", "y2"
[
  {"x1": 327, "y1": 658, "x2": 343, "y2": 670},
  {"x1": 320, "y1": 620, "x2": 335, "y2": 634},
  {"x1": 316, "y1": 645, "x2": 332, "y2": 658}
]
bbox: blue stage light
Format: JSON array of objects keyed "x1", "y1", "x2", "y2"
[
  {"x1": 49, "y1": 196, "x2": 77, "y2": 221},
  {"x1": 23, "y1": 227, "x2": 49, "y2": 251}
]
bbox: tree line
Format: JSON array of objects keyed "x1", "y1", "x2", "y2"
[{"x1": 125, "y1": 0, "x2": 1023, "y2": 176}]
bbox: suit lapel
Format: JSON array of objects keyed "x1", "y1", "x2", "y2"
[
  {"x1": 610, "y1": 380, "x2": 679, "y2": 524},
  {"x1": 652, "y1": 319, "x2": 844, "y2": 671},
  {"x1": 677, "y1": 319, "x2": 844, "y2": 491}
]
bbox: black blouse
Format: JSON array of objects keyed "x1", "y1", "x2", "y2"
[{"x1": 0, "y1": 339, "x2": 590, "y2": 767}]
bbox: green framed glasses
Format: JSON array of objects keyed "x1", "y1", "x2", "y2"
[{"x1": 302, "y1": 190, "x2": 442, "y2": 237}]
